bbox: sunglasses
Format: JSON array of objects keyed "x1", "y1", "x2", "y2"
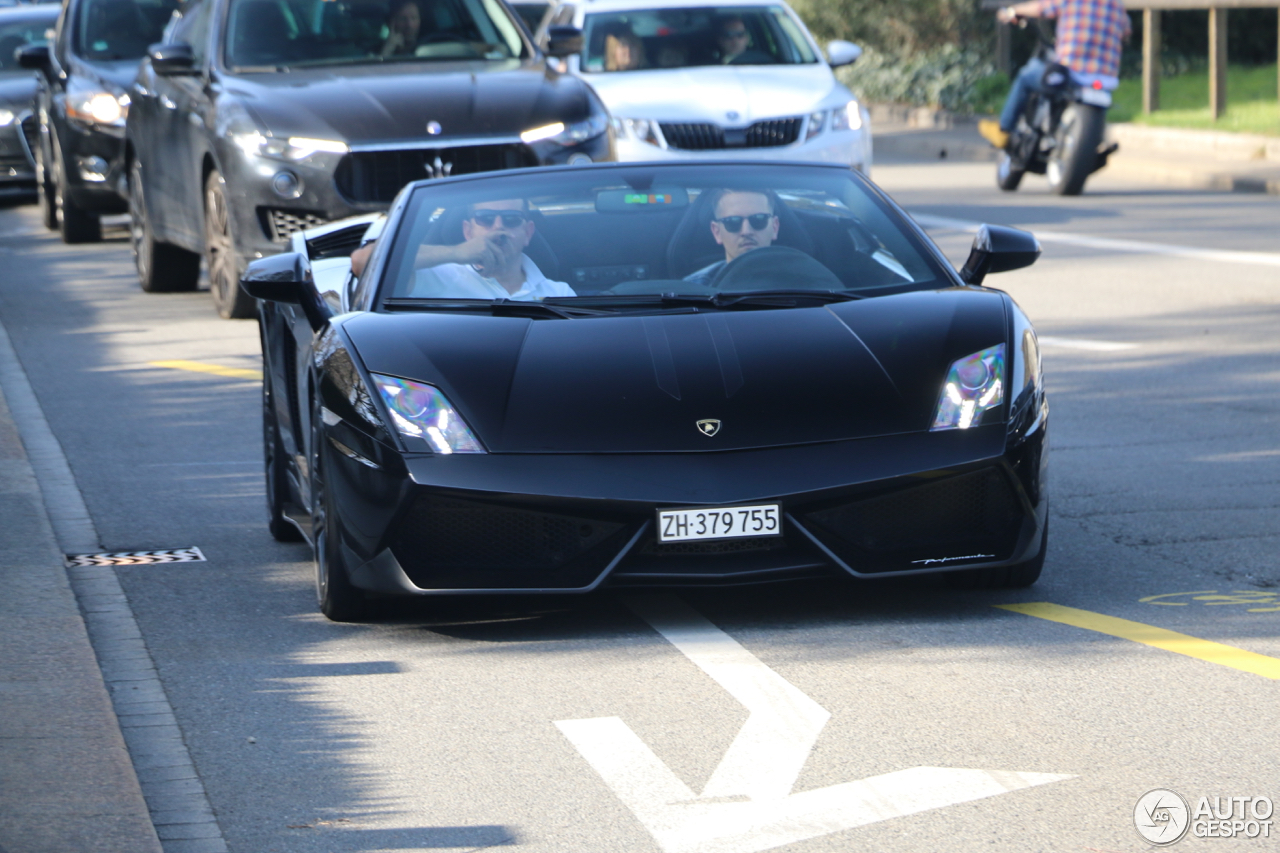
[
  {"x1": 470, "y1": 210, "x2": 528, "y2": 228},
  {"x1": 715, "y1": 213, "x2": 773, "y2": 233},
  {"x1": 720, "y1": 29, "x2": 748, "y2": 38}
]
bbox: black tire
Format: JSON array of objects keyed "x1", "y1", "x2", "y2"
[
  {"x1": 35, "y1": 139, "x2": 57, "y2": 230},
  {"x1": 263, "y1": 382, "x2": 304, "y2": 543},
  {"x1": 52, "y1": 140, "x2": 101, "y2": 244},
  {"x1": 996, "y1": 151, "x2": 1025, "y2": 192},
  {"x1": 204, "y1": 170, "x2": 256, "y2": 319},
  {"x1": 1046, "y1": 104, "x2": 1105, "y2": 197},
  {"x1": 311, "y1": 419, "x2": 369, "y2": 622},
  {"x1": 944, "y1": 518, "x2": 1048, "y2": 590},
  {"x1": 130, "y1": 159, "x2": 201, "y2": 293}
]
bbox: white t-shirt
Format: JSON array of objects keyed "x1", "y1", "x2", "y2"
[{"x1": 409, "y1": 255, "x2": 575, "y2": 300}]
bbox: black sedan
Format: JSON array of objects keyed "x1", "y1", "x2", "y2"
[
  {"x1": 244, "y1": 161, "x2": 1048, "y2": 621},
  {"x1": 125, "y1": 0, "x2": 610, "y2": 319},
  {"x1": 0, "y1": 3, "x2": 57, "y2": 197}
]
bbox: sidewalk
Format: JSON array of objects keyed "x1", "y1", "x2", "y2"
[
  {"x1": 0, "y1": 379, "x2": 161, "y2": 850},
  {"x1": 872, "y1": 110, "x2": 1280, "y2": 194}
]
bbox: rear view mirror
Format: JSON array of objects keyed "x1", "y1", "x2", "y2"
[
  {"x1": 826, "y1": 40, "x2": 861, "y2": 68},
  {"x1": 545, "y1": 26, "x2": 583, "y2": 58},
  {"x1": 242, "y1": 252, "x2": 333, "y2": 330},
  {"x1": 17, "y1": 44, "x2": 50, "y2": 70},
  {"x1": 148, "y1": 42, "x2": 197, "y2": 75},
  {"x1": 958, "y1": 224, "x2": 1040, "y2": 286}
]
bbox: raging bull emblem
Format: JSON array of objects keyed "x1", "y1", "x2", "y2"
[{"x1": 696, "y1": 419, "x2": 721, "y2": 437}]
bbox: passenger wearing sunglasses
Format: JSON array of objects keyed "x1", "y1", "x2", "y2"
[
  {"x1": 714, "y1": 15, "x2": 771, "y2": 65},
  {"x1": 684, "y1": 189, "x2": 781, "y2": 287}
]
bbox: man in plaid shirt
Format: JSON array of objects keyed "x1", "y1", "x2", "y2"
[{"x1": 978, "y1": 0, "x2": 1131, "y2": 150}]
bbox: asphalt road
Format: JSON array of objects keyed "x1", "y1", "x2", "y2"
[{"x1": 1, "y1": 160, "x2": 1279, "y2": 853}]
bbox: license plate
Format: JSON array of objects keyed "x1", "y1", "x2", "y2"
[
  {"x1": 1078, "y1": 87, "x2": 1112, "y2": 107},
  {"x1": 657, "y1": 503, "x2": 782, "y2": 542}
]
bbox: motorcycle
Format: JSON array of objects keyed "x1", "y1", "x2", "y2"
[{"x1": 998, "y1": 22, "x2": 1119, "y2": 196}]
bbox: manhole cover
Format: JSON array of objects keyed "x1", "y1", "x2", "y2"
[{"x1": 65, "y1": 547, "x2": 206, "y2": 567}]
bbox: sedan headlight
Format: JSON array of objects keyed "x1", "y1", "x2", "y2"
[
  {"x1": 0, "y1": 108, "x2": 14, "y2": 128},
  {"x1": 610, "y1": 117, "x2": 661, "y2": 146},
  {"x1": 372, "y1": 375, "x2": 485, "y2": 454},
  {"x1": 522, "y1": 112, "x2": 609, "y2": 145},
  {"x1": 931, "y1": 344, "x2": 1005, "y2": 431},
  {"x1": 804, "y1": 110, "x2": 826, "y2": 140},
  {"x1": 830, "y1": 99, "x2": 862, "y2": 132},
  {"x1": 66, "y1": 79, "x2": 130, "y2": 128},
  {"x1": 230, "y1": 131, "x2": 349, "y2": 161}
]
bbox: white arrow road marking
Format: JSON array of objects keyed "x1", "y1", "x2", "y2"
[{"x1": 556, "y1": 595, "x2": 1073, "y2": 853}]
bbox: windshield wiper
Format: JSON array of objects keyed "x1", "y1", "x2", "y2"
[{"x1": 383, "y1": 298, "x2": 613, "y2": 318}]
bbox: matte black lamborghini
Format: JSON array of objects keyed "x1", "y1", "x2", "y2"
[{"x1": 244, "y1": 161, "x2": 1048, "y2": 621}]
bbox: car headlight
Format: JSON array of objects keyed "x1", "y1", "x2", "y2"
[
  {"x1": 230, "y1": 131, "x2": 349, "y2": 161},
  {"x1": 931, "y1": 344, "x2": 1005, "y2": 431},
  {"x1": 522, "y1": 112, "x2": 609, "y2": 145},
  {"x1": 610, "y1": 117, "x2": 661, "y2": 146},
  {"x1": 805, "y1": 110, "x2": 827, "y2": 140},
  {"x1": 372, "y1": 374, "x2": 485, "y2": 454},
  {"x1": 66, "y1": 79, "x2": 129, "y2": 128},
  {"x1": 830, "y1": 100, "x2": 862, "y2": 132},
  {"x1": 0, "y1": 109, "x2": 14, "y2": 128}
]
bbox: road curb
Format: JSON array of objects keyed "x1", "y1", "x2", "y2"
[{"x1": 0, "y1": 315, "x2": 227, "y2": 853}]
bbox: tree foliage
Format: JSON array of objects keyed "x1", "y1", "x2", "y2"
[{"x1": 787, "y1": 0, "x2": 993, "y2": 56}]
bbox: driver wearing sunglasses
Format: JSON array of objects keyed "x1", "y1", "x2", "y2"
[
  {"x1": 403, "y1": 198, "x2": 574, "y2": 300},
  {"x1": 684, "y1": 189, "x2": 781, "y2": 287}
]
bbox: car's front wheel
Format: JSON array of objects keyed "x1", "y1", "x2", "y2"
[
  {"x1": 130, "y1": 159, "x2": 200, "y2": 293},
  {"x1": 35, "y1": 137, "x2": 57, "y2": 230},
  {"x1": 944, "y1": 518, "x2": 1048, "y2": 590},
  {"x1": 310, "y1": 418, "x2": 369, "y2": 622},
  {"x1": 52, "y1": 138, "x2": 101, "y2": 244},
  {"x1": 204, "y1": 170, "x2": 256, "y2": 319}
]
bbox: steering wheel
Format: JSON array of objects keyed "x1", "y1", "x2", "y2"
[{"x1": 708, "y1": 245, "x2": 844, "y2": 292}]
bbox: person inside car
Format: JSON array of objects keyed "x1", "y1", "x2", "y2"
[
  {"x1": 683, "y1": 189, "x2": 781, "y2": 286},
  {"x1": 713, "y1": 15, "x2": 770, "y2": 65},
  {"x1": 380, "y1": 0, "x2": 421, "y2": 56},
  {"x1": 602, "y1": 23, "x2": 645, "y2": 71},
  {"x1": 352, "y1": 198, "x2": 575, "y2": 299}
]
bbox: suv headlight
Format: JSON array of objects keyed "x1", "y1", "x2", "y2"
[
  {"x1": 610, "y1": 117, "x2": 661, "y2": 146},
  {"x1": 830, "y1": 99, "x2": 862, "y2": 132},
  {"x1": 66, "y1": 78, "x2": 129, "y2": 129},
  {"x1": 230, "y1": 131, "x2": 349, "y2": 162},
  {"x1": 372, "y1": 375, "x2": 485, "y2": 454},
  {"x1": 522, "y1": 112, "x2": 610, "y2": 145},
  {"x1": 931, "y1": 344, "x2": 1005, "y2": 431}
]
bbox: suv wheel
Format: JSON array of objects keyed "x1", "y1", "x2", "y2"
[
  {"x1": 130, "y1": 159, "x2": 200, "y2": 292},
  {"x1": 204, "y1": 170, "x2": 256, "y2": 319}
]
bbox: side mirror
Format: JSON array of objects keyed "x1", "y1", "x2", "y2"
[
  {"x1": 148, "y1": 42, "x2": 197, "y2": 75},
  {"x1": 17, "y1": 44, "x2": 50, "y2": 70},
  {"x1": 241, "y1": 252, "x2": 333, "y2": 330},
  {"x1": 826, "y1": 40, "x2": 861, "y2": 68},
  {"x1": 959, "y1": 224, "x2": 1040, "y2": 286},
  {"x1": 545, "y1": 26, "x2": 583, "y2": 58}
]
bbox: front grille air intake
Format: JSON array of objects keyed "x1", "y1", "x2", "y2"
[
  {"x1": 261, "y1": 208, "x2": 328, "y2": 243},
  {"x1": 334, "y1": 145, "x2": 539, "y2": 205},
  {"x1": 660, "y1": 117, "x2": 802, "y2": 150}
]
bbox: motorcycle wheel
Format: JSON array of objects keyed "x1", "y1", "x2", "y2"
[
  {"x1": 996, "y1": 151, "x2": 1025, "y2": 192},
  {"x1": 1046, "y1": 103, "x2": 1106, "y2": 197}
]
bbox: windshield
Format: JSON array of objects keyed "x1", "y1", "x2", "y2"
[
  {"x1": 75, "y1": 0, "x2": 181, "y2": 61},
  {"x1": 581, "y1": 5, "x2": 816, "y2": 72},
  {"x1": 378, "y1": 165, "x2": 946, "y2": 308},
  {"x1": 0, "y1": 9, "x2": 56, "y2": 73},
  {"x1": 224, "y1": 0, "x2": 526, "y2": 70},
  {"x1": 510, "y1": 1, "x2": 547, "y2": 34}
]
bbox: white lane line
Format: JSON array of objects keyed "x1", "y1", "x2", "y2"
[
  {"x1": 912, "y1": 213, "x2": 1280, "y2": 268},
  {"x1": 556, "y1": 595, "x2": 1072, "y2": 853},
  {"x1": 1038, "y1": 336, "x2": 1139, "y2": 351}
]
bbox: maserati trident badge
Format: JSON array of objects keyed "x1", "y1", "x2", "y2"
[
  {"x1": 696, "y1": 419, "x2": 721, "y2": 437},
  {"x1": 425, "y1": 156, "x2": 454, "y2": 179}
]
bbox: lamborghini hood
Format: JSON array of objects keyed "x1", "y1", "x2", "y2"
[{"x1": 344, "y1": 289, "x2": 1008, "y2": 453}]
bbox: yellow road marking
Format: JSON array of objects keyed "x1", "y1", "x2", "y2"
[
  {"x1": 995, "y1": 602, "x2": 1280, "y2": 680},
  {"x1": 150, "y1": 360, "x2": 262, "y2": 380}
]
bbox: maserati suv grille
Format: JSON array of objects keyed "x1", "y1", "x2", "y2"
[{"x1": 334, "y1": 144, "x2": 540, "y2": 205}]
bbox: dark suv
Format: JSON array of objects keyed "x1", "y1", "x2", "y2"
[
  {"x1": 21, "y1": 0, "x2": 180, "y2": 242},
  {"x1": 125, "y1": 0, "x2": 610, "y2": 318}
]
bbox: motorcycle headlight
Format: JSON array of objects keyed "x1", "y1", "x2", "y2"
[
  {"x1": 522, "y1": 112, "x2": 610, "y2": 145},
  {"x1": 372, "y1": 374, "x2": 485, "y2": 454},
  {"x1": 610, "y1": 117, "x2": 661, "y2": 146},
  {"x1": 66, "y1": 79, "x2": 129, "y2": 128},
  {"x1": 230, "y1": 131, "x2": 349, "y2": 162},
  {"x1": 931, "y1": 344, "x2": 1005, "y2": 431},
  {"x1": 0, "y1": 109, "x2": 14, "y2": 128},
  {"x1": 830, "y1": 99, "x2": 862, "y2": 132}
]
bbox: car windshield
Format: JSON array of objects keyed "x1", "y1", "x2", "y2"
[
  {"x1": 581, "y1": 5, "x2": 816, "y2": 72},
  {"x1": 510, "y1": 1, "x2": 547, "y2": 34},
  {"x1": 0, "y1": 9, "x2": 56, "y2": 73},
  {"x1": 378, "y1": 164, "x2": 947, "y2": 309},
  {"x1": 75, "y1": 0, "x2": 181, "y2": 61},
  {"x1": 224, "y1": 0, "x2": 527, "y2": 70}
]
